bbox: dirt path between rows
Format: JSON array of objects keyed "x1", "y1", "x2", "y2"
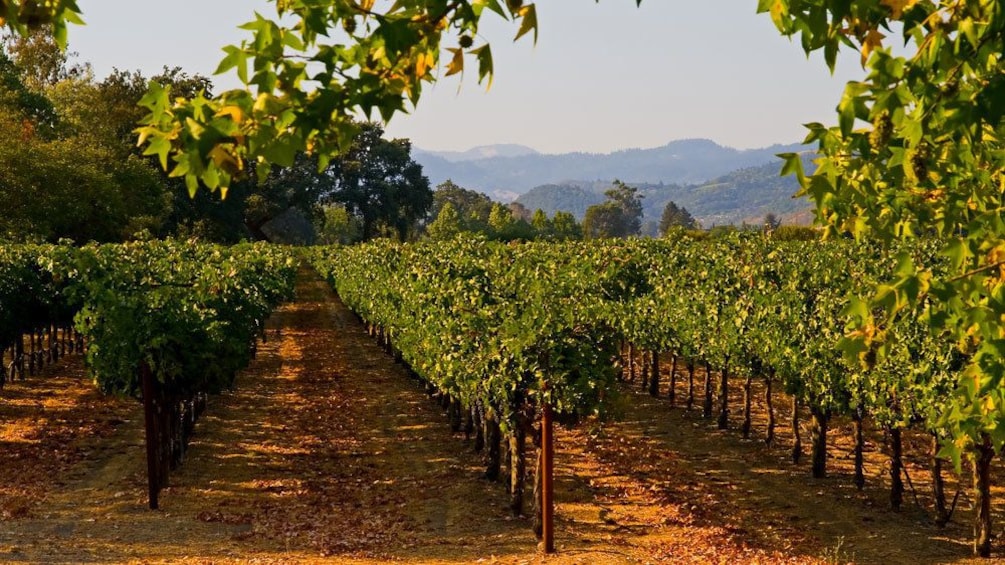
[{"x1": 0, "y1": 267, "x2": 995, "y2": 563}]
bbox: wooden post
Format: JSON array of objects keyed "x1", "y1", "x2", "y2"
[
  {"x1": 141, "y1": 362, "x2": 160, "y2": 510},
  {"x1": 541, "y1": 397, "x2": 555, "y2": 553}
]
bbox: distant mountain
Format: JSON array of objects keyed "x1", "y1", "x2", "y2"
[
  {"x1": 414, "y1": 139, "x2": 807, "y2": 196},
  {"x1": 652, "y1": 157, "x2": 814, "y2": 226},
  {"x1": 415, "y1": 144, "x2": 540, "y2": 163},
  {"x1": 514, "y1": 155, "x2": 816, "y2": 227}
]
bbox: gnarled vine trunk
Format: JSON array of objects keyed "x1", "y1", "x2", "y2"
[
  {"x1": 627, "y1": 343, "x2": 636, "y2": 382},
  {"x1": 852, "y1": 405, "x2": 865, "y2": 490},
  {"x1": 472, "y1": 403, "x2": 485, "y2": 452},
  {"x1": 668, "y1": 356, "x2": 677, "y2": 406},
  {"x1": 717, "y1": 358, "x2": 730, "y2": 430},
  {"x1": 640, "y1": 349, "x2": 650, "y2": 392},
  {"x1": 890, "y1": 426, "x2": 903, "y2": 510},
  {"x1": 764, "y1": 376, "x2": 775, "y2": 446},
  {"x1": 448, "y1": 397, "x2": 462, "y2": 433},
  {"x1": 509, "y1": 426, "x2": 526, "y2": 516},
  {"x1": 931, "y1": 433, "x2": 949, "y2": 527},
  {"x1": 485, "y1": 414, "x2": 501, "y2": 481},
  {"x1": 463, "y1": 403, "x2": 474, "y2": 440},
  {"x1": 648, "y1": 350, "x2": 660, "y2": 397},
  {"x1": 741, "y1": 373, "x2": 753, "y2": 439},
  {"x1": 702, "y1": 361, "x2": 713, "y2": 419},
  {"x1": 974, "y1": 433, "x2": 994, "y2": 558},
  {"x1": 685, "y1": 359, "x2": 696, "y2": 411},
  {"x1": 791, "y1": 396, "x2": 802, "y2": 464},
  {"x1": 809, "y1": 405, "x2": 828, "y2": 478}
]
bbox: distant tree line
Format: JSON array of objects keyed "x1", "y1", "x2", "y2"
[
  {"x1": 411, "y1": 178, "x2": 815, "y2": 244},
  {"x1": 420, "y1": 180, "x2": 582, "y2": 242},
  {"x1": 0, "y1": 33, "x2": 431, "y2": 244},
  {"x1": 0, "y1": 32, "x2": 814, "y2": 246}
]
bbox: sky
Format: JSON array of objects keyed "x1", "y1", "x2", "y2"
[{"x1": 68, "y1": 1, "x2": 867, "y2": 154}]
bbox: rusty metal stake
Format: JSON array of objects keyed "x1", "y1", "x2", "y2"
[
  {"x1": 141, "y1": 362, "x2": 160, "y2": 510},
  {"x1": 541, "y1": 398, "x2": 555, "y2": 553}
]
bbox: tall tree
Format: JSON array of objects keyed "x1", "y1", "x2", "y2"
[
  {"x1": 426, "y1": 202, "x2": 462, "y2": 241},
  {"x1": 0, "y1": 47, "x2": 57, "y2": 134},
  {"x1": 323, "y1": 122, "x2": 431, "y2": 241},
  {"x1": 763, "y1": 213, "x2": 780, "y2": 231},
  {"x1": 0, "y1": 40, "x2": 171, "y2": 242},
  {"x1": 583, "y1": 180, "x2": 643, "y2": 239},
  {"x1": 429, "y1": 179, "x2": 493, "y2": 232},
  {"x1": 659, "y1": 201, "x2": 698, "y2": 234},
  {"x1": 2, "y1": 30, "x2": 85, "y2": 90},
  {"x1": 530, "y1": 208, "x2": 551, "y2": 238},
  {"x1": 551, "y1": 211, "x2": 583, "y2": 241}
]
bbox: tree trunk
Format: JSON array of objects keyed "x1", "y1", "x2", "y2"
[
  {"x1": 702, "y1": 361, "x2": 713, "y2": 419},
  {"x1": 974, "y1": 433, "x2": 994, "y2": 558},
  {"x1": 852, "y1": 406, "x2": 865, "y2": 490},
  {"x1": 18, "y1": 334, "x2": 25, "y2": 379},
  {"x1": 618, "y1": 341, "x2": 625, "y2": 381},
  {"x1": 509, "y1": 427, "x2": 526, "y2": 517},
  {"x1": 648, "y1": 350, "x2": 660, "y2": 397},
  {"x1": 627, "y1": 343, "x2": 636, "y2": 382},
  {"x1": 501, "y1": 431, "x2": 511, "y2": 492},
  {"x1": 791, "y1": 396, "x2": 802, "y2": 464},
  {"x1": 685, "y1": 359, "x2": 695, "y2": 411},
  {"x1": 764, "y1": 376, "x2": 775, "y2": 446},
  {"x1": 741, "y1": 373, "x2": 753, "y2": 439},
  {"x1": 717, "y1": 358, "x2": 730, "y2": 430},
  {"x1": 810, "y1": 405, "x2": 828, "y2": 478},
  {"x1": 463, "y1": 403, "x2": 474, "y2": 440},
  {"x1": 931, "y1": 433, "x2": 949, "y2": 527},
  {"x1": 668, "y1": 356, "x2": 677, "y2": 406},
  {"x1": 640, "y1": 349, "x2": 650, "y2": 392},
  {"x1": 485, "y1": 414, "x2": 501, "y2": 481},
  {"x1": 890, "y1": 426, "x2": 904, "y2": 510},
  {"x1": 473, "y1": 404, "x2": 485, "y2": 452},
  {"x1": 449, "y1": 397, "x2": 462, "y2": 433},
  {"x1": 28, "y1": 330, "x2": 35, "y2": 376}
]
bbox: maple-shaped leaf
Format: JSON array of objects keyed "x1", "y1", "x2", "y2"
[{"x1": 861, "y1": 29, "x2": 885, "y2": 65}]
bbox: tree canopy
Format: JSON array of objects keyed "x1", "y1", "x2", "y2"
[
  {"x1": 583, "y1": 180, "x2": 643, "y2": 239},
  {"x1": 658, "y1": 200, "x2": 698, "y2": 234},
  {"x1": 762, "y1": 0, "x2": 1005, "y2": 497},
  {"x1": 429, "y1": 179, "x2": 494, "y2": 232},
  {"x1": 319, "y1": 121, "x2": 431, "y2": 241}
]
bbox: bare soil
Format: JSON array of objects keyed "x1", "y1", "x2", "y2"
[{"x1": 0, "y1": 268, "x2": 999, "y2": 564}]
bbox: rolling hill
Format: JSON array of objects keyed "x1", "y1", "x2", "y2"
[
  {"x1": 413, "y1": 139, "x2": 807, "y2": 199},
  {"x1": 512, "y1": 156, "x2": 816, "y2": 227}
]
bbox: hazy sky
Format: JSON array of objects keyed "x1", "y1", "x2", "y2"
[{"x1": 68, "y1": 1, "x2": 865, "y2": 154}]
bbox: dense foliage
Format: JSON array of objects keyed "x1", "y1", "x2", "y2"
[
  {"x1": 0, "y1": 244, "x2": 71, "y2": 359},
  {"x1": 309, "y1": 239, "x2": 621, "y2": 429},
  {"x1": 583, "y1": 180, "x2": 643, "y2": 239},
  {"x1": 765, "y1": 0, "x2": 1005, "y2": 453},
  {"x1": 47, "y1": 241, "x2": 296, "y2": 397},
  {"x1": 308, "y1": 235, "x2": 986, "y2": 545},
  {"x1": 0, "y1": 240, "x2": 295, "y2": 398}
]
